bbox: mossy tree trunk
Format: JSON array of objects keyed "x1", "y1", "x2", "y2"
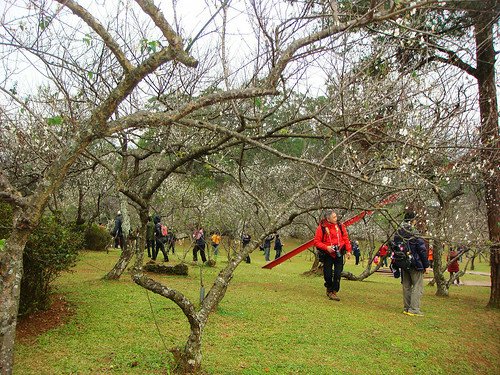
[{"x1": 0, "y1": 223, "x2": 30, "y2": 375}]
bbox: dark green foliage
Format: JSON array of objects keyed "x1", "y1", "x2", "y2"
[
  {"x1": 19, "y1": 216, "x2": 84, "y2": 316},
  {"x1": 84, "y1": 223, "x2": 112, "y2": 251},
  {"x1": 143, "y1": 262, "x2": 189, "y2": 275},
  {"x1": 0, "y1": 202, "x2": 84, "y2": 316}
]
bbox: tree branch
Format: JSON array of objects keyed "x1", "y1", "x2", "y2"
[
  {"x1": 55, "y1": 0, "x2": 134, "y2": 72},
  {"x1": 0, "y1": 169, "x2": 27, "y2": 208}
]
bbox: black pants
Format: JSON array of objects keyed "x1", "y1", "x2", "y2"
[
  {"x1": 146, "y1": 239, "x2": 155, "y2": 258},
  {"x1": 355, "y1": 254, "x2": 360, "y2": 265},
  {"x1": 242, "y1": 244, "x2": 250, "y2": 263},
  {"x1": 193, "y1": 244, "x2": 207, "y2": 262},
  {"x1": 154, "y1": 240, "x2": 168, "y2": 261},
  {"x1": 167, "y1": 242, "x2": 175, "y2": 254},
  {"x1": 114, "y1": 234, "x2": 124, "y2": 250},
  {"x1": 323, "y1": 254, "x2": 344, "y2": 292},
  {"x1": 275, "y1": 249, "x2": 282, "y2": 259}
]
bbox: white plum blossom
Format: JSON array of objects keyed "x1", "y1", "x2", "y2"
[
  {"x1": 382, "y1": 176, "x2": 391, "y2": 185},
  {"x1": 402, "y1": 157, "x2": 413, "y2": 165},
  {"x1": 399, "y1": 128, "x2": 409, "y2": 137}
]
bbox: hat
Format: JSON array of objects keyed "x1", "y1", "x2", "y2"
[
  {"x1": 403, "y1": 211, "x2": 416, "y2": 222},
  {"x1": 117, "y1": 210, "x2": 121, "y2": 215}
]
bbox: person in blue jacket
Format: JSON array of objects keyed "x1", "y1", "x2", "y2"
[{"x1": 393, "y1": 211, "x2": 429, "y2": 317}]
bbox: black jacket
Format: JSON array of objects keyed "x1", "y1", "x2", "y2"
[
  {"x1": 274, "y1": 237, "x2": 282, "y2": 250},
  {"x1": 393, "y1": 223, "x2": 429, "y2": 271},
  {"x1": 113, "y1": 214, "x2": 123, "y2": 236}
]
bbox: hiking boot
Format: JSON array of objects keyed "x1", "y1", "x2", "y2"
[{"x1": 328, "y1": 292, "x2": 340, "y2": 301}]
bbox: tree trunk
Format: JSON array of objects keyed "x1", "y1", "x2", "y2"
[
  {"x1": 75, "y1": 187, "x2": 85, "y2": 226},
  {"x1": 342, "y1": 258, "x2": 382, "y2": 281},
  {"x1": 0, "y1": 225, "x2": 31, "y2": 375},
  {"x1": 103, "y1": 242, "x2": 133, "y2": 280},
  {"x1": 132, "y1": 209, "x2": 150, "y2": 274},
  {"x1": 432, "y1": 240, "x2": 449, "y2": 297},
  {"x1": 175, "y1": 324, "x2": 203, "y2": 374},
  {"x1": 103, "y1": 194, "x2": 131, "y2": 280},
  {"x1": 474, "y1": 4, "x2": 500, "y2": 308}
]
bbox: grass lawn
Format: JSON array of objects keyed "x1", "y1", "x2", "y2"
[{"x1": 14, "y1": 242, "x2": 499, "y2": 375}]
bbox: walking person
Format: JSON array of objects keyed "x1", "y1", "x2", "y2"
[
  {"x1": 193, "y1": 227, "x2": 207, "y2": 262},
  {"x1": 112, "y1": 211, "x2": 124, "y2": 250},
  {"x1": 393, "y1": 211, "x2": 429, "y2": 316},
  {"x1": 274, "y1": 234, "x2": 283, "y2": 259},
  {"x1": 211, "y1": 231, "x2": 221, "y2": 259},
  {"x1": 153, "y1": 215, "x2": 169, "y2": 262},
  {"x1": 166, "y1": 229, "x2": 176, "y2": 254},
  {"x1": 146, "y1": 216, "x2": 155, "y2": 258},
  {"x1": 242, "y1": 233, "x2": 251, "y2": 263},
  {"x1": 314, "y1": 210, "x2": 352, "y2": 301},
  {"x1": 351, "y1": 240, "x2": 361, "y2": 265}
]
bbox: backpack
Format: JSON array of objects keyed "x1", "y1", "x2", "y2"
[
  {"x1": 390, "y1": 241, "x2": 412, "y2": 270},
  {"x1": 160, "y1": 224, "x2": 168, "y2": 237}
]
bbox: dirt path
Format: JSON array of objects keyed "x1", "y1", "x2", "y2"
[{"x1": 16, "y1": 294, "x2": 74, "y2": 344}]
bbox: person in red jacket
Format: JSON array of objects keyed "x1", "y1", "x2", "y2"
[
  {"x1": 447, "y1": 248, "x2": 460, "y2": 285},
  {"x1": 378, "y1": 243, "x2": 389, "y2": 267},
  {"x1": 314, "y1": 210, "x2": 352, "y2": 301}
]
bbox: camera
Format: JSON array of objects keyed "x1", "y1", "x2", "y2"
[{"x1": 332, "y1": 245, "x2": 341, "y2": 258}]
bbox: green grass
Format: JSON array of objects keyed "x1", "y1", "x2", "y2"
[{"x1": 14, "y1": 243, "x2": 499, "y2": 375}]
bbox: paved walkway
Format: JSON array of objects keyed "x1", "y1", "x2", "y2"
[
  {"x1": 376, "y1": 268, "x2": 491, "y2": 287},
  {"x1": 467, "y1": 271, "x2": 490, "y2": 276}
]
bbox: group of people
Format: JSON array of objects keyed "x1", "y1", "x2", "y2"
[
  {"x1": 259, "y1": 234, "x2": 283, "y2": 262},
  {"x1": 189, "y1": 229, "x2": 285, "y2": 264},
  {"x1": 112, "y1": 207, "x2": 465, "y2": 317},
  {"x1": 313, "y1": 209, "x2": 430, "y2": 317},
  {"x1": 110, "y1": 212, "x2": 176, "y2": 261},
  {"x1": 146, "y1": 215, "x2": 176, "y2": 262}
]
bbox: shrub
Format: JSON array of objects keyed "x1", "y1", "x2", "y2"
[
  {"x1": 84, "y1": 223, "x2": 112, "y2": 251},
  {"x1": 20, "y1": 216, "x2": 84, "y2": 315},
  {"x1": 0, "y1": 203, "x2": 84, "y2": 316}
]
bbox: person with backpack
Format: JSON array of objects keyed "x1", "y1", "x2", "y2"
[
  {"x1": 392, "y1": 211, "x2": 429, "y2": 317},
  {"x1": 274, "y1": 233, "x2": 283, "y2": 259},
  {"x1": 192, "y1": 227, "x2": 207, "y2": 262},
  {"x1": 146, "y1": 216, "x2": 155, "y2": 258},
  {"x1": 314, "y1": 209, "x2": 352, "y2": 301},
  {"x1": 153, "y1": 215, "x2": 169, "y2": 262}
]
